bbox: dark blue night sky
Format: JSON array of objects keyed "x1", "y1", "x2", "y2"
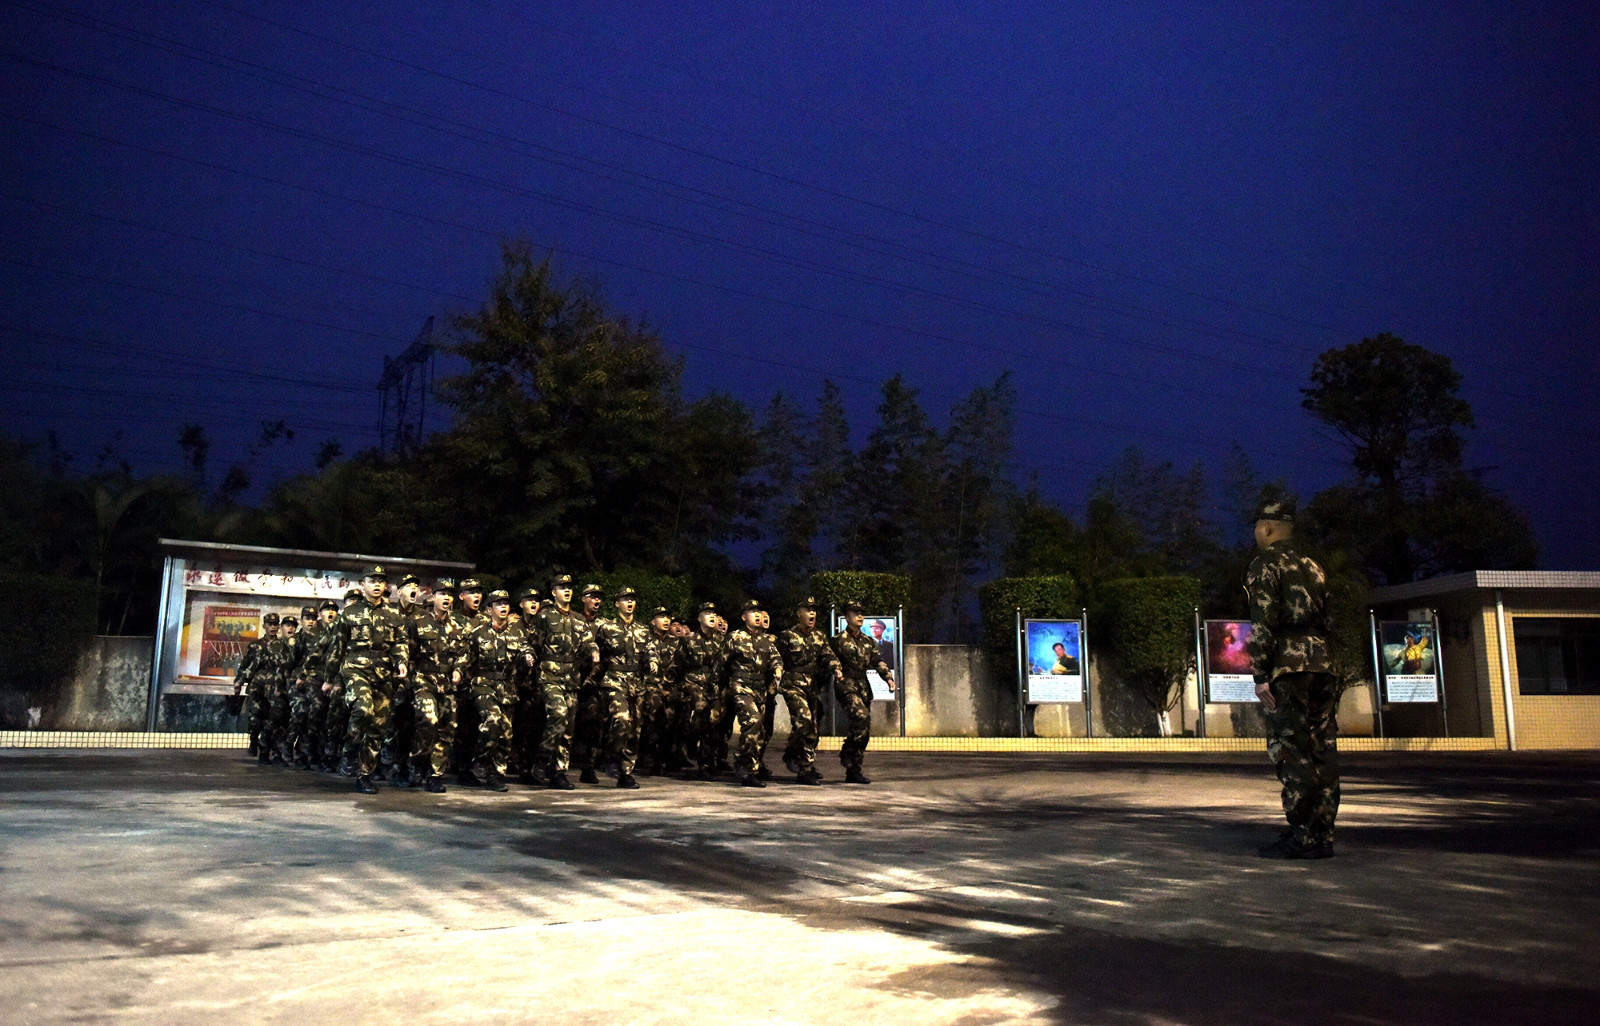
[{"x1": 2, "y1": 1, "x2": 1595, "y2": 564}]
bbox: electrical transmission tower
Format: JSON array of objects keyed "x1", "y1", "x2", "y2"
[{"x1": 377, "y1": 316, "x2": 436, "y2": 457}]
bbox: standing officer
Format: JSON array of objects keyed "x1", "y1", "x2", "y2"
[
  {"x1": 409, "y1": 583, "x2": 462, "y2": 793},
  {"x1": 529, "y1": 574, "x2": 600, "y2": 790},
  {"x1": 677, "y1": 602, "x2": 731, "y2": 780},
  {"x1": 235, "y1": 612, "x2": 277, "y2": 757},
  {"x1": 572, "y1": 583, "x2": 608, "y2": 784},
  {"x1": 453, "y1": 589, "x2": 528, "y2": 792},
  {"x1": 593, "y1": 586, "x2": 655, "y2": 789},
  {"x1": 830, "y1": 601, "x2": 895, "y2": 785},
  {"x1": 1247, "y1": 497, "x2": 1339, "y2": 860},
  {"x1": 327, "y1": 566, "x2": 410, "y2": 794},
  {"x1": 725, "y1": 600, "x2": 783, "y2": 788},
  {"x1": 775, "y1": 597, "x2": 844, "y2": 785}
]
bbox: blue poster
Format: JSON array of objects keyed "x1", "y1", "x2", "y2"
[{"x1": 1025, "y1": 619, "x2": 1083, "y2": 703}]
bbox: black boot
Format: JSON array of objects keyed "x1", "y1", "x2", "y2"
[
  {"x1": 797, "y1": 770, "x2": 822, "y2": 786},
  {"x1": 845, "y1": 767, "x2": 871, "y2": 785},
  {"x1": 424, "y1": 776, "x2": 447, "y2": 794},
  {"x1": 617, "y1": 773, "x2": 639, "y2": 789},
  {"x1": 738, "y1": 772, "x2": 767, "y2": 789},
  {"x1": 355, "y1": 775, "x2": 378, "y2": 794},
  {"x1": 548, "y1": 771, "x2": 574, "y2": 790},
  {"x1": 484, "y1": 774, "x2": 509, "y2": 793},
  {"x1": 755, "y1": 764, "x2": 774, "y2": 781},
  {"x1": 579, "y1": 767, "x2": 599, "y2": 785}
]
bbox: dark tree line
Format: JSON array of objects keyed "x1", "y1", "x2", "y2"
[{"x1": 0, "y1": 246, "x2": 1538, "y2": 641}]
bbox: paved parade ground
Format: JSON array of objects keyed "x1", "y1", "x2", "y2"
[{"x1": 2, "y1": 748, "x2": 1598, "y2": 1025}]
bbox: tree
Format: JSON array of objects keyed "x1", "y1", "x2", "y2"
[{"x1": 1302, "y1": 333, "x2": 1536, "y2": 583}]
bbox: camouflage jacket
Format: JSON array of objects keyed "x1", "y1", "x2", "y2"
[
  {"x1": 676, "y1": 629, "x2": 728, "y2": 686},
  {"x1": 1245, "y1": 540, "x2": 1335, "y2": 684},
  {"x1": 644, "y1": 629, "x2": 678, "y2": 691},
  {"x1": 288, "y1": 624, "x2": 326, "y2": 683},
  {"x1": 234, "y1": 637, "x2": 268, "y2": 688},
  {"x1": 327, "y1": 597, "x2": 411, "y2": 676},
  {"x1": 594, "y1": 616, "x2": 656, "y2": 680},
  {"x1": 528, "y1": 605, "x2": 599, "y2": 684},
  {"x1": 409, "y1": 608, "x2": 465, "y2": 680},
  {"x1": 725, "y1": 627, "x2": 783, "y2": 691},
  {"x1": 775, "y1": 626, "x2": 841, "y2": 682},
  {"x1": 460, "y1": 618, "x2": 529, "y2": 680},
  {"x1": 831, "y1": 627, "x2": 891, "y2": 683}
]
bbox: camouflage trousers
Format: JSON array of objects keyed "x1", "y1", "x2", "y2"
[
  {"x1": 510, "y1": 678, "x2": 544, "y2": 776},
  {"x1": 287, "y1": 680, "x2": 320, "y2": 764},
  {"x1": 678, "y1": 674, "x2": 723, "y2": 771},
  {"x1": 660, "y1": 684, "x2": 695, "y2": 768},
  {"x1": 267, "y1": 682, "x2": 292, "y2": 761},
  {"x1": 342, "y1": 665, "x2": 394, "y2": 779},
  {"x1": 468, "y1": 675, "x2": 515, "y2": 781},
  {"x1": 409, "y1": 674, "x2": 457, "y2": 781},
  {"x1": 1265, "y1": 671, "x2": 1341, "y2": 846},
  {"x1": 778, "y1": 674, "x2": 821, "y2": 774},
  {"x1": 715, "y1": 683, "x2": 737, "y2": 767},
  {"x1": 247, "y1": 683, "x2": 271, "y2": 749},
  {"x1": 599, "y1": 672, "x2": 647, "y2": 777},
  {"x1": 731, "y1": 681, "x2": 773, "y2": 777},
  {"x1": 635, "y1": 684, "x2": 669, "y2": 771},
  {"x1": 381, "y1": 681, "x2": 415, "y2": 781},
  {"x1": 573, "y1": 681, "x2": 605, "y2": 772},
  {"x1": 834, "y1": 676, "x2": 873, "y2": 770},
  {"x1": 295, "y1": 683, "x2": 328, "y2": 765},
  {"x1": 538, "y1": 672, "x2": 582, "y2": 773},
  {"x1": 323, "y1": 682, "x2": 351, "y2": 769}
]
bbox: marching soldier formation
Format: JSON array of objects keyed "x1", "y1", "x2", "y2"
[{"x1": 233, "y1": 567, "x2": 896, "y2": 795}]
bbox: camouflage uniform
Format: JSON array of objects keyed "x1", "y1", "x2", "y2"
[
  {"x1": 285, "y1": 620, "x2": 323, "y2": 766},
  {"x1": 234, "y1": 627, "x2": 271, "y2": 754},
  {"x1": 327, "y1": 583, "x2": 410, "y2": 783},
  {"x1": 725, "y1": 614, "x2": 783, "y2": 780},
  {"x1": 1247, "y1": 529, "x2": 1339, "y2": 850},
  {"x1": 572, "y1": 603, "x2": 607, "y2": 775},
  {"x1": 294, "y1": 612, "x2": 338, "y2": 766},
  {"x1": 379, "y1": 599, "x2": 425, "y2": 781},
  {"x1": 409, "y1": 605, "x2": 465, "y2": 784},
  {"x1": 775, "y1": 617, "x2": 842, "y2": 776},
  {"x1": 510, "y1": 592, "x2": 547, "y2": 781},
  {"x1": 676, "y1": 619, "x2": 730, "y2": 774},
  {"x1": 458, "y1": 610, "x2": 527, "y2": 784},
  {"x1": 639, "y1": 619, "x2": 678, "y2": 774},
  {"x1": 262, "y1": 631, "x2": 294, "y2": 763},
  {"x1": 529, "y1": 601, "x2": 600, "y2": 775},
  {"x1": 831, "y1": 624, "x2": 890, "y2": 774},
  {"x1": 593, "y1": 611, "x2": 657, "y2": 780}
]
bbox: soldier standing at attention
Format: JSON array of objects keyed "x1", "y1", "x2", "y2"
[
  {"x1": 775, "y1": 597, "x2": 844, "y2": 785},
  {"x1": 235, "y1": 612, "x2": 276, "y2": 757},
  {"x1": 453, "y1": 590, "x2": 527, "y2": 792},
  {"x1": 511, "y1": 588, "x2": 547, "y2": 784},
  {"x1": 1247, "y1": 497, "x2": 1340, "y2": 860},
  {"x1": 380, "y1": 574, "x2": 426, "y2": 785},
  {"x1": 638, "y1": 606, "x2": 677, "y2": 776},
  {"x1": 529, "y1": 574, "x2": 600, "y2": 790},
  {"x1": 572, "y1": 584, "x2": 608, "y2": 784},
  {"x1": 830, "y1": 601, "x2": 896, "y2": 785},
  {"x1": 409, "y1": 585, "x2": 462, "y2": 793},
  {"x1": 593, "y1": 587, "x2": 655, "y2": 789},
  {"x1": 327, "y1": 567, "x2": 410, "y2": 794},
  {"x1": 725, "y1": 601, "x2": 783, "y2": 788},
  {"x1": 677, "y1": 603, "x2": 731, "y2": 780}
]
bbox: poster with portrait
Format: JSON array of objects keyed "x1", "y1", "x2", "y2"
[
  {"x1": 835, "y1": 614, "x2": 898, "y2": 701},
  {"x1": 1379, "y1": 620, "x2": 1440, "y2": 703},
  {"x1": 1204, "y1": 620, "x2": 1259, "y2": 703},
  {"x1": 1024, "y1": 619, "x2": 1084, "y2": 703}
]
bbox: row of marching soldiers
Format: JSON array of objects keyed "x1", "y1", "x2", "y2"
[{"x1": 233, "y1": 565, "x2": 897, "y2": 794}]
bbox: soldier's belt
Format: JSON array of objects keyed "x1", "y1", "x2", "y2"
[{"x1": 476, "y1": 670, "x2": 511, "y2": 681}]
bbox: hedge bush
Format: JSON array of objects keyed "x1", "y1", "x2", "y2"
[
  {"x1": 568, "y1": 569, "x2": 693, "y2": 621},
  {"x1": 976, "y1": 575, "x2": 1080, "y2": 681},
  {"x1": 809, "y1": 571, "x2": 910, "y2": 618},
  {"x1": 1100, "y1": 575, "x2": 1200, "y2": 714},
  {"x1": 0, "y1": 573, "x2": 97, "y2": 707}
]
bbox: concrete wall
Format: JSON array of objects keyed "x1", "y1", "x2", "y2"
[{"x1": 53, "y1": 636, "x2": 153, "y2": 731}]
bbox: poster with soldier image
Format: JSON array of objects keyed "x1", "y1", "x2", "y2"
[
  {"x1": 1024, "y1": 619, "x2": 1084, "y2": 703},
  {"x1": 836, "y1": 614, "x2": 899, "y2": 701},
  {"x1": 1379, "y1": 621, "x2": 1440, "y2": 703},
  {"x1": 1204, "y1": 620, "x2": 1259, "y2": 703}
]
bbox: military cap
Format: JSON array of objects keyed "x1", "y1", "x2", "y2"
[
  {"x1": 436, "y1": 577, "x2": 456, "y2": 591},
  {"x1": 581, "y1": 583, "x2": 604, "y2": 598},
  {"x1": 301, "y1": 606, "x2": 316, "y2": 617},
  {"x1": 841, "y1": 600, "x2": 864, "y2": 614},
  {"x1": 551, "y1": 573, "x2": 574, "y2": 588},
  {"x1": 697, "y1": 601, "x2": 718, "y2": 615},
  {"x1": 458, "y1": 578, "x2": 483, "y2": 593},
  {"x1": 361, "y1": 564, "x2": 387, "y2": 580},
  {"x1": 796, "y1": 596, "x2": 819, "y2": 610},
  {"x1": 281, "y1": 615, "x2": 298, "y2": 627},
  {"x1": 261, "y1": 612, "x2": 280, "y2": 624},
  {"x1": 614, "y1": 586, "x2": 638, "y2": 600},
  {"x1": 487, "y1": 589, "x2": 511, "y2": 603},
  {"x1": 398, "y1": 572, "x2": 420, "y2": 588},
  {"x1": 517, "y1": 588, "x2": 540, "y2": 603},
  {"x1": 1253, "y1": 496, "x2": 1297, "y2": 523},
  {"x1": 650, "y1": 606, "x2": 670, "y2": 619},
  {"x1": 344, "y1": 588, "x2": 362, "y2": 601},
  {"x1": 319, "y1": 599, "x2": 339, "y2": 612},
  {"x1": 741, "y1": 599, "x2": 763, "y2": 614}
]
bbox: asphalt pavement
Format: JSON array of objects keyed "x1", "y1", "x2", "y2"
[{"x1": 2, "y1": 746, "x2": 1597, "y2": 1025}]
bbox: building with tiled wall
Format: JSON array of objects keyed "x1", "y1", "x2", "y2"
[{"x1": 1369, "y1": 571, "x2": 1600, "y2": 750}]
